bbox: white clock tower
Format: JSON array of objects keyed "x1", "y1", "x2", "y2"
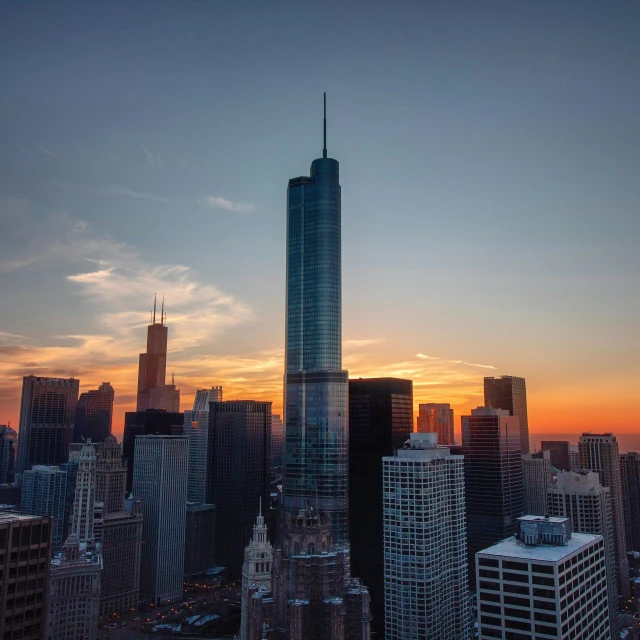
[{"x1": 240, "y1": 501, "x2": 273, "y2": 639}]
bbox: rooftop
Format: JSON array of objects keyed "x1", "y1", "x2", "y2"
[
  {"x1": 0, "y1": 511, "x2": 48, "y2": 523},
  {"x1": 479, "y1": 531, "x2": 602, "y2": 563}
]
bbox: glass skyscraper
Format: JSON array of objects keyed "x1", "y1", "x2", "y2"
[{"x1": 283, "y1": 96, "x2": 349, "y2": 546}]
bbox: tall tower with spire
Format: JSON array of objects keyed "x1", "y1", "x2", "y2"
[
  {"x1": 283, "y1": 93, "x2": 348, "y2": 546},
  {"x1": 136, "y1": 296, "x2": 180, "y2": 411}
]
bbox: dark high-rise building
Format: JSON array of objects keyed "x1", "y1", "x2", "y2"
[
  {"x1": 283, "y1": 96, "x2": 348, "y2": 546},
  {"x1": 579, "y1": 433, "x2": 629, "y2": 595},
  {"x1": 74, "y1": 382, "x2": 114, "y2": 443},
  {"x1": 123, "y1": 409, "x2": 184, "y2": 491},
  {"x1": 348, "y1": 377, "x2": 412, "y2": 628},
  {"x1": 136, "y1": 298, "x2": 180, "y2": 412},
  {"x1": 184, "y1": 502, "x2": 216, "y2": 577},
  {"x1": 462, "y1": 407, "x2": 523, "y2": 589},
  {"x1": 208, "y1": 400, "x2": 271, "y2": 577},
  {"x1": 0, "y1": 511, "x2": 52, "y2": 640},
  {"x1": 484, "y1": 375, "x2": 529, "y2": 454},
  {"x1": 16, "y1": 376, "x2": 79, "y2": 473},
  {"x1": 0, "y1": 425, "x2": 17, "y2": 483},
  {"x1": 417, "y1": 402, "x2": 455, "y2": 445},
  {"x1": 541, "y1": 440, "x2": 572, "y2": 472},
  {"x1": 620, "y1": 452, "x2": 640, "y2": 553}
]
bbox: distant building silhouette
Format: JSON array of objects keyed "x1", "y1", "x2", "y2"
[
  {"x1": 541, "y1": 440, "x2": 572, "y2": 472},
  {"x1": 484, "y1": 375, "x2": 529, "y2": 454},
  {"x1": 349, "y1": 377, "x2": 412, "y2": 630},
  {"x1": 521, "y1": 450, "x2": 553, "y2": 516},
  {"x1": 122, "y1": 409, "x2": 184, "y2": 492},
  {"x1": 0, "y1": 425, "x2": 17, "y2": 483},
  {"x1": 74, "y1": 382, "x2": 114, "y2": 443},
  {"x1": 620, "y1": 452, "x2": 640, "y2": 553},
  {"x1": 270, "y1": 414, "x2": 284, "y2": 468},
  {"x1": 462, "y1": 407, "x2": 523, "y2": 589},
  {"x1": 16, "y1": 376, "x2": 79, "y2": 472},
  {"x1": 207, "y1": 400, "x2": 271, "y2": 577},
  {"x1": 417, "y1": 402, "x2": 455, "y2": 445}
]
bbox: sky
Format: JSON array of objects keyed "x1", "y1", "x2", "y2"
[{"x1": 0, "y1": 1, "x2": 639, "y2": 449}]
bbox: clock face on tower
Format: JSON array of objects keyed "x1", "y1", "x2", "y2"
[{"x1": 258, "y1": 581, "x2": 269, "y2": 589}]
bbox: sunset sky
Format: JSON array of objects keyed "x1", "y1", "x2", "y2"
[{"x1": 1, "y1": 1, "x2": 639, "y2": 449}]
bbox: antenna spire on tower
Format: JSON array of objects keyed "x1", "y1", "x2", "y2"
[
  {"x1": 161, "y1": 296, "x2": 165, "y2": 326},
  {"x1": 153, "y1": 294, "x2": 157, "y2": 324},
  {"x1": 323, "y1": 92, "x2": 327, "y2": 159}
]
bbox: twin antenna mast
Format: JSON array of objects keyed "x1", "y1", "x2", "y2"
[{"x1": 151, "y1": 294, "x2": 166, "y2": 325}]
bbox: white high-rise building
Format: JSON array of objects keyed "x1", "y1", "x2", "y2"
[
  {"x1": 383, "y1": 432, "x2": 471, "y2": 640},
  {"x1": 522, "y1": 450, "x2": 553, "y2": 516},
  {"x1": 184, "y1": 387, "x2": 222, "y2": 503},
  {"x1": 476, "y1": 516, "x2": 609, "y2": 640},
  {"x1": 133, "y1": 435, "x2": 188, "y2": 605},
  {"x1": 70, "y1": 442, "x2": 97, "y2": 545}
]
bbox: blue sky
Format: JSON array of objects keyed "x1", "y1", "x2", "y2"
[{"x1": 1, "y1": 1, "x2": 639, "y2": 442}]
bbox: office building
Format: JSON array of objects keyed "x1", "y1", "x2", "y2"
[
  {"x1": 0, "y1": 511, "x2": 52, "y2": 640},
  {"x1": 484, "y1": 375, "x2": 529, "y2": 454},
  {"x1": 476, "y1": 516, "x2": 609, "y2": 640},
  {"x1": 271, "y1": 414, "x2": 284, "y2": 468},
  {"x1": 570, "y1": 445, "x2": 580, "y2": 472},
  {"x1": 133, "y1": 435, "x2": 188, "y2": 605},
  {"x1": 283, "y1": 96, "x2": 349, "y2": 546},
  {"x1": 0, "y1": 424, "x2": 17, "y2": 483},
  {"x1": 620, "y1": 452, "x2": 640, "y2": 553},
  {"x1": 136, "y1": 297, "x2": 179, "y2": 412},
  {"x1": 69, "y1": 442, "x2": 97, "y2": 546},
  {"x1": 349, "y1": 377, "x2": 413, "y2": 628},
  {"x1": 522, "y1": 450, "x2": 553, "y2": 516},
  {"x1": 95, "y1": 436, "x2": 142, "y2": 618},
  {"x1": 541, "y1": 441, "x2": 572, "y2": 472},
  {"x1": 208, "y1": 400, "x2": 271, "y2": 576},
  {"x1": 579, "y1": 433, "x2": 629, "y2": 594},
  {"x1": 383, "y1": 433, "x2": 471, "y2": 640},
  {"x1": 462, "y1": 407, "x2": 523, "y2": 588},
  {"x1": 193, "y1": 386, "x2": 223, "y2": 410},
  {"x1": 20, "y1": 465, "x2": 67, "y2": 553},
  {"x1": 417, "y1": 402, "x2": 455, "y2": 445},
  {"x1": 122, "y1": 409, "x2": 184, "y2": 491},
  {"x1": 16, "y1": 376, "x2": 79, "y2": 472},
  {"x1": 46, "y1": 535, "x2": 102, "y2": 640},
  {"x1": 547, "y1": 471, "x2": 618, "y2": 633},
  {"x1": 73, "y1": 382, "x2": 114, "y2": 443},
  {"x1": 184, "y1": 502, "x2": 216, "y2": 577}
]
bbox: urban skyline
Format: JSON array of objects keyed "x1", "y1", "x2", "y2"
[{"x1": 1, "y1": 2, "x2": 638, "y2": 448}]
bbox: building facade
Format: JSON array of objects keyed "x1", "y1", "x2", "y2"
[
  {"x1": 207, "y1": 400, "x2": 271, "y2": 577},
  {"x1": 271, "y1": 414, "x2": 284, "y2": 469},
  {"x1": 476, "y1": 516, "x2": 610, "y2": 640},
  {"x1": 16, "y1": 376, "x2": 79, "y2": 473},
  {"x1": 133, "y1": 435, "x2": 188, "y2": 605},
  {"x1": 620, "y1": 452, "x2": 640, "y2": 553},
  {"x1": 0, "y1": 425, "x2": 17, "y2": 483},
  {"x1": 522, "y1": 450, "x2": 553, "y2": 516},
  {"x1": 484, "y1": 375, "x2": 529, "y2": 454},
  {"x1": 20, "y1": 465, "x2": 67, "y2": 553},
  {"x1": 462, "y1": 407, "x2": 523, "y2": 588},
  {"x1": 579, "y1": 433, "x2": 629, "y2": 594},
  {"x1": 416, "y1": 402, "x2": 455, "y2": 445},
  {"x1": 184, "y1": 502, "x2": 216, "y2": 577},
  {"x1": 122, "y1": 409, "x2": 184, "y2": 492},
  {"x1": 541, "y1": 441, "x2": 572, "y2": 472},
  {"x1": 283, "y1": 105, "x2": 349, "y2": 546},
  {"x1": 349, "y1": 376, "x2": 413, "y2": 630},
  {"x1": 383, "y1": 433, "x2": 471, "y2": 640},
  {"x1": 0, "y1": 512, "x2": 52, "y2": 640},
  {"x1": 73, "y1": 382, "x2": 114, "y2": 443}
]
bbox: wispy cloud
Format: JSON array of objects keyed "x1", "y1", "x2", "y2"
[
  {"x1": 97, "y1": 185, "x2": 172, "y2": 203},
  {"x1": 416, "y1": 353, "x2": 437, "y2": 360},
  {"x1": 16, "y1": 143, "x2": 35, "y2": 157},
  {"x1": 416, "y1": 353, "x2": 495, "y2": 370},
  {"x1": 345, "y1": 339, "x2": 382, "y2": 347},
  {"x1": 142, "y1": 143, "x2": 164, "y2": 168},
  {"x1": 201, "y1": 196, "x2": 254, "y2": 213},
  {"x1": 35, "y1": 144, "x2": 61, "y2": 159}
]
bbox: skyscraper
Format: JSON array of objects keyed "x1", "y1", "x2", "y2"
[
  {"x1": 476, "y1": 516, "x2": 609, "y2": 640},
  {"x1": 184, "y1": 502, "x2": 216, "y2": 578},
  {"x1": 136, "y1": 297, "x2": 179, "y2": 412},
  {"x1": 462, "y1": 407, "x2": 523, "y2": 588},
  {"x1": 0, "y1": 424, "x2": 17, "y2": 483},
  {"x1": 20, "y1": 465, "x2": 67, "y2": 553},
  {"x1": 541, "y1": 440, "x2": 572, "y2": 472},
  {"x1": 207, "y1": 400, "x2": 271, "y2": 577},
  {"x1": 383, "y1": 433, "x2": 471, "y2": 640},
  {"x1": 417, "y1": 402, "x2": 455, "y2": 445},
  {"x1": 16, "y1": 376, "x2": 79, "y2": 472},
  {"x1": 349, "y1": 377, "x2": 413, "y2": 629},
  {"x1": 74, "y1": 382, "x2": 114, "y2": 443},
  {"x1": 133, "y1": 435, "x2": 188, "y2": 605},
  {"x1": 0, "y1": 512, "x2": 52, "y2": 640},
  {"x1": 620, "y1": 452, "x2": 640, "y2": 553},
  {"x1": 579, "y1": 433, "x2": 629, "y2": 595},
  {"x1": 521, "y1": 450, "x2": 553, "y2": 516},
  {"x1": 484, "y1": 375, "x2": 529, "y2": 454},
  {"x1": 271, "y1": 414, "x2": 284, "y2": 468},
  {"x1": 122, "y1": 409, "x2": 184, "y2": 492},
  {"x1": 283, "y1": 95, "x2": 348, "y2": 546}
]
